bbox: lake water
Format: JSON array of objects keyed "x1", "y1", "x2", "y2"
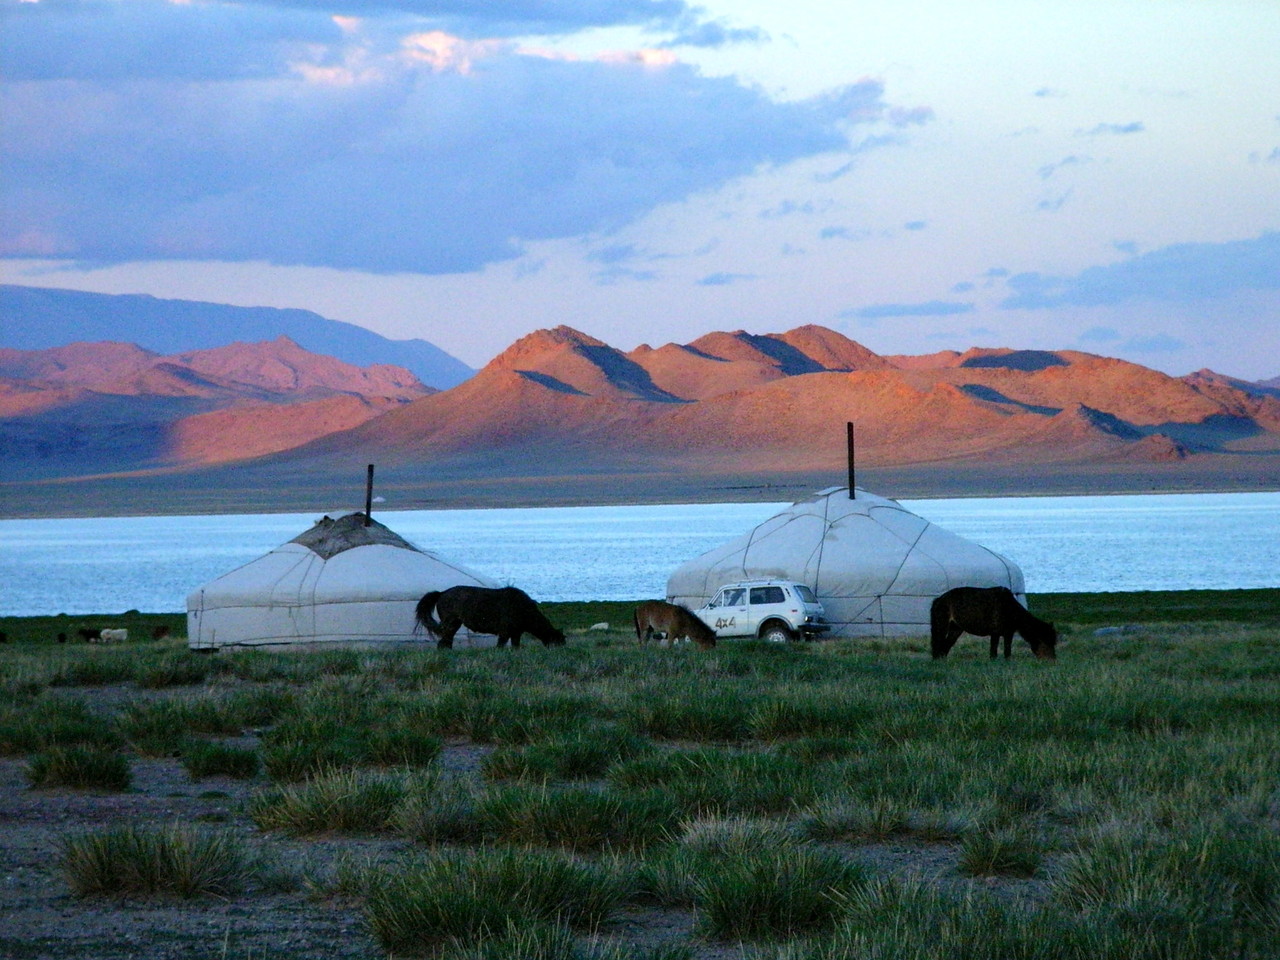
[{"x1": 1, "y1": 491, "x2": 1277, "y2": 616}]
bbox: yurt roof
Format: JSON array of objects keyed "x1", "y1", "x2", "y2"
[
  {"x1": 189, "y1": 512, "x2": 498, "y2": 608},
  {"x1": 290, "y1": 512, "x2": 422, "y2": 559}
]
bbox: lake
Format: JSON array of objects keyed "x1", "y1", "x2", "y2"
[{"x1": 1, "y1": 491, "x2": 1277, "y2": 616}]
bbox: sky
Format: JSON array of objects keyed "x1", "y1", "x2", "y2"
[{"x1": 2, "y1": 0, "x2": 1278, "y2": 379}]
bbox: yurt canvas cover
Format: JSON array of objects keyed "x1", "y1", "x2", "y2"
[
  {"x1": 667, "y1": 487, "x2": 1024, "y2": 637},
  {"x1": 187, "y1": 512, "x2": 498, "y2": 650}
]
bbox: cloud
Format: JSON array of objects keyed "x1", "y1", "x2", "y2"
[
  {"x1": 1077, "y1": 121, "x2": 1145, "y2": 137},
  {"x1": 887, "y1": 106, "x2": 934, "y2": 126},
  {"x1": 1038, "y1": 155, "x2": 1088, "y2": 180},
  {"x1": 697, "y1": 272, "x2": 754, "y2": 286},
  {"x1": 0, "y1": 0, "x2": 340, "y2": 82},
  {"x1": 903, "y1": 220, "x2": 926, "y2": 231},
  {"x1": 760, "y1": 200, "x2": 818, "y2": 219},
  {"x1": 1, "y1": 4, "x2": 896, "y2": 275},
  {"x1": 588, "y1": 243, "x2": 640, "y2": 266},
  {"x1": 820, "y1": 226, "x2": 865, "y2": 240},
  {"x1": 1079, "y1": 326, "x2": 1121, "y2": 343},
  {"x1": 227, "y1": 0, "x2": 697, "y2": 39},
  {"x1": 594, "y1": 266, "x2": 659, "y2": 285},
  {"x1": 843, "y1": 300, "x2": 974, "y2": 320},
  {"x1": 661, "y1": 18, "x2": 768, "y2": 48},
  {"x1": 1001, "y1": 232, "x2": 1280, "y2": 309},
  {"x1": 1036, "y1": 189, "x2": 1073, "y2": 212}
]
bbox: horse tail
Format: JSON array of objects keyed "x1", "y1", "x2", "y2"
[
  {"x1": 929, "y1": 595, "x2": 950, "y2": 657},
  {"x1": 634, "y1": 606, "x2": 645, "y2": 642},
  {"x1": 415, "y1": 591, "x2": 443, "y2": 638}
]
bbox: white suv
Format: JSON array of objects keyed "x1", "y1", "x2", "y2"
[{"x1": 692, "y1": 580, "x2": 831, "y2": 642}]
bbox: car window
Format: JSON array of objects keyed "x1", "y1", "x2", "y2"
[
  {"x1": 723, "y1": 588, "x2": 746, "y2": 606},
  {"x1": 750, "y1": 586, "x2": 785, "y2": 605},
  {"x1": 794, "y1": 585, "x2": 818, "y2": 603}
]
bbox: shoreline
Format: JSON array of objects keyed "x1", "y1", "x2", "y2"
[{"x1": 3, "y1": 460, "x2": 1278, "y2": 521}]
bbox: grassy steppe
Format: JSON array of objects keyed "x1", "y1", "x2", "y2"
[{"x1": 2, "y1": 590, "x2": 1279, "y2": 959}]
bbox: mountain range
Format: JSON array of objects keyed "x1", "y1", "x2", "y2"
[
  {"x1": 2, "y1": 312, "x2": 1278, "y2": 516},
  {"x1": 286, "y1": 324, "x2": 1280, "y2": 471},
  {"x1": 0, "y1": 284, "x2": 474, "y2": 389},
  {"x1": 0, "y1": 337, "x2": 431, "y2": 480}
]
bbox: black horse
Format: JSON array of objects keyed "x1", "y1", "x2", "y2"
[
  {"x1": 930, "y1": 586, "x2": 1057, "y2": 660},
  {"x1": 415, "y1": 585, "x2": 566, "y2": 649}
]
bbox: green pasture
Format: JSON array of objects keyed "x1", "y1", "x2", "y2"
[{"x1": 2, "y1": 589, "x2": 1279, "y2": 959}]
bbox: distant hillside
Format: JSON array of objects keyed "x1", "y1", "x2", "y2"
[
  {"x1": 4, "y1": 322, "x2": 1278, "y2": 517},
  {"x1": 0, "y1": 285, "x2": 474, "y2": 390},
  {"x1": 273, "y1": 324, "x2": 1280, "y2": 474},
  {"x1": 0, "y1": 338, "x2": 431, "y2": 480}
]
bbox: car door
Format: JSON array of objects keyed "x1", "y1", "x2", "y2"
[
  {"x1": 704, "y1": 586, "x2": 749, "y2": 636},
  {"x1": 748, "y1": 584, "x2": 787, "y2": 634}
]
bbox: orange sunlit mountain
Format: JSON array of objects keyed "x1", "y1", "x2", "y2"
[
  {"x1": 0, "y1": 337, "x2": 431, "y2": 479},
  {"x1": 282, "y1": 324, "x2": 1280, "y2": 474},
  {"x1": 4, "y1": 325, "x2": 1279, "y2": 491}
]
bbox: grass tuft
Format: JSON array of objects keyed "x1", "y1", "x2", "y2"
[
  {"x1": 478, "y1": 782, "x2": 679, "y2": 851},
  {"x1": 248, "y1": 767, "x2": 408, "y2": 835},
  {"x1": 958, "y1": 826, "x2": 1044, "y2": 877},
  {"x1": 181, "y1": 741, "x2": 259, "y2": 780},
  {"x1": 26, "y1": 746, "x2": 130, "y2": 791},
  {"x1": 694, "y1": 842, "x2": 866, "y2": 941},
  {"x1": 365, "y1": 847, "x2": 631, "y2": 955},
  {"x1": 61, "y1": 824, "x2": 251, "y2": 898},
  {"x1": 481, "y1": 723, "x2": 647, "y2": 782},
  {"x1": 0, "y1": 695, "x2": 119, "y2": 754}
]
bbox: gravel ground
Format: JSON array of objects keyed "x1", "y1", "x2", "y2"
[{"x1": 0, "y1": 702, "x2": 1045, "y2": 960}]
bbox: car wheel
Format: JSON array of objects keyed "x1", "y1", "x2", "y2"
[{"x1": 759, "y1": 621, "x2": 795, "y2": 643}]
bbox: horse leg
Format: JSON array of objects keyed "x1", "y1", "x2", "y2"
[
  {"x1": 1003, "y1": 633, "x2": 1013, "y2": 659},
  {"x1": 438, "y1": 618, "x2": 461, "y2": 649},
  {"x1": 511, "y1": 633, "x2": 521, "y2": 648},
  {"x1": 990, "y1": 634, "x2": 999, "y2": 659}
]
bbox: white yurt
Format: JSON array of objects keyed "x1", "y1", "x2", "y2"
[
  {"x1": 187, "y1": 512, "x2": 499, "y2": 650},
  {"x1": 667, "y1": 487, "x2": 1024, "y2": 637}
]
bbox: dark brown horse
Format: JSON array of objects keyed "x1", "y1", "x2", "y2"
[
  {"x1": 634, "y1": 600, "x2": 717, "y2": 650},
  {"x1": 415, "y1": 586, "x2": 566, "y2": 649},
  {"x1": 930, "y1": 586, "x2": 1057, "y2": 660}
]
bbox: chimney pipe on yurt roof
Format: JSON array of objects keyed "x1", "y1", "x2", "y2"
[
  {"x1": 846, "y1": 422, "x2": 855, "y2": 498},
  {"x1": 364, "y1": 464, "x2": 375, "y2": 526}
]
